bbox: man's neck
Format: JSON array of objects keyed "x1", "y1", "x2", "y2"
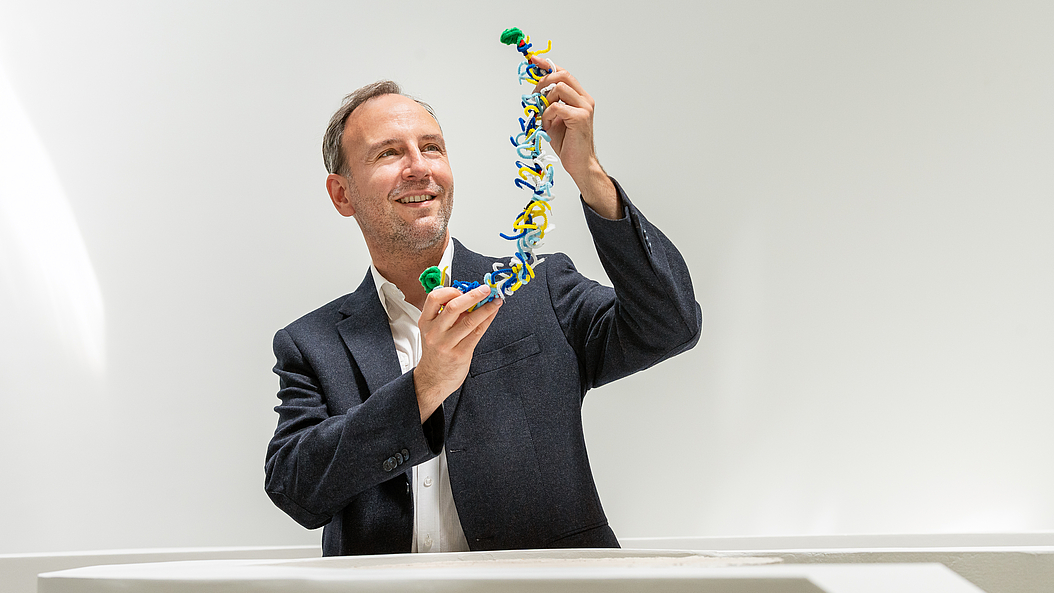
[{"x1": 369, "y1": 237, "x2": 449, "y2": 310}]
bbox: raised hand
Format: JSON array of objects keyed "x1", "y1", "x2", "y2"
[{"x1": 530, "y1": 56, "x2": 620, "y2": 219}]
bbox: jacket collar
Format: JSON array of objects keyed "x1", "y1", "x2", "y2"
[
  {"x1": 451, "y1": 237, "x2": 497, "y2": 282},
  {"x1": 335, "y1": 271, "x2": 401, "y2": 402}
]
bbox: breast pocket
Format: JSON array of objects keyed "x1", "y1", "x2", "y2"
[{"x1": 468, "y1": 333, "x2": 541, "y2": 377}]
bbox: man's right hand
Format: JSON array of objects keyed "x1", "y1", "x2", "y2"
[{"x1": 413, "y1": 285, "x2": 502, "y2": 423}]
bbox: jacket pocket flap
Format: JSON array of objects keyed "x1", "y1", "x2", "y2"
[{"x1": 469, "y1": 334, "x2": 541, "y2": 377}]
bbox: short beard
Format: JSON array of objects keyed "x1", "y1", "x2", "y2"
[
  {"x1": 391, "y1": 181, "x2": 453, "y2": 252},
  {"x1": 351, "y1": 178, "x2": 454, "y2": 256}
]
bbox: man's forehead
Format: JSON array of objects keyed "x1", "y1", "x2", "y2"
[{"x1": 344, "y1": 94, "x2": 442, "y2": 147}]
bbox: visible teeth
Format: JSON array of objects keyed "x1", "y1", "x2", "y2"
[{"x1": 398, "y1": 195, "x2": 434, "y2": 204}]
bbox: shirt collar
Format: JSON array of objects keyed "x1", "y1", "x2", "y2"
[{"x1": 370, "y1": 238, "x2": 455, "y2": 320}]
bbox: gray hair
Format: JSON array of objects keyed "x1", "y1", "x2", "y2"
[{"x1": 322, "y1": 80, "x2": 439, "y2": 177}]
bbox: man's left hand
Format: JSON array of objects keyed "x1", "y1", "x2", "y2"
[{"x1": 530, "y1": 56, "x2": 621, "y2": 220}]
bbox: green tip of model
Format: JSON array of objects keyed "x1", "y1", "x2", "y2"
[
  {"x1": 500, "y1": 27, "x2": 524, "y2": 45},
  {"x1": 419, "y1": 266, "x2": 443, "y2": 293}
]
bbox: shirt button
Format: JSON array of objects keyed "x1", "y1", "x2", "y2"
[
  {"x1": 423, "y1": 476, "x2": 433, "y2": 487},
  {"x1": 423, "y1": 535, "x2": 433, "y2": 551}
]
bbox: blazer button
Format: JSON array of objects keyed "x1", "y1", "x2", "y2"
[
  {"x1": 383, "y1": 457, "x2": 395, "y2": 472},
  {"x1": 395, "y1": 452, "x2": 404, "y2": 464},
  {"x1": 401, "y1": 449, "x2": 410, "y2": 461}
]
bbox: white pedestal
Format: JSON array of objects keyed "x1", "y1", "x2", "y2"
[{"x1": 38, "y1": 548, "x2": 983, "y2": 593}]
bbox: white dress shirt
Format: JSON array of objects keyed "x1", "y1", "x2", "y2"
[{"x1": 369, "y1": 240, "x2": 470, "y2": 553}]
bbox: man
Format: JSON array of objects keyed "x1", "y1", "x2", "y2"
[{"x1": 265, "y1": 58, "x2": 702, "y2": 556}]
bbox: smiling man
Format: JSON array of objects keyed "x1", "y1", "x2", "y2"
[{"x1": 265, "y1": 63, "x2": 702, "y2": 556}]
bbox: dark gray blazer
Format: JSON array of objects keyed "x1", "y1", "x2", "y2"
[{"x1": 265, "y1": 184, "x2": 702, "y2": 556}]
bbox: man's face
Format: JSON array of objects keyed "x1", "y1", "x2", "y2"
[{"x1": 337, "y1": 94, "x2": 454, "y2": 255}]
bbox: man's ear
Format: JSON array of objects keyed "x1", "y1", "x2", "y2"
[{"x1": 327, "y1": 174, "x2": 356, "y2": 217}]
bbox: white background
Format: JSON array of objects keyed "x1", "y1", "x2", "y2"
[{"x1": 0, "y1": 0, "x2": 1051, "y2": 554}]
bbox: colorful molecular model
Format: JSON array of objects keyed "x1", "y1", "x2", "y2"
[{"x1": 419, "y1": 27, "x2": 557, "y2": 309}]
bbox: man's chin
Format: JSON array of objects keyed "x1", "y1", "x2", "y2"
[{"x1": 398, "y1": 225, "x2": 448, "y2": 252}]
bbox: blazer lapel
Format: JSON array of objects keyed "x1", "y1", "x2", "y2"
[{"x1": 336, "y1": 271, "x2": 402, "y2": 402}]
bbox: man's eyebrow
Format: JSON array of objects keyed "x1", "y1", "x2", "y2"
[
  {"x1": 365, "y1": 138, "x2": 401, "y2": 155},
  {"x1": 364, "y1": 135, "x2": 445, "y2": 156}
]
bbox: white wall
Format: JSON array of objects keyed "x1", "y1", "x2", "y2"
[{"x1": 0, "y1": 0, "x2": 1051, "y2": 554}]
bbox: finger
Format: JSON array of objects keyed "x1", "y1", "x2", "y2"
[
  {"x1": 528, "y1": 54, "x2": 559, "y2": 77},
  {"x1": 451, "y1": 284, "x2": 495, "y2": 312},
  {"x1": 420, "y1": 287, "x2": 465, "y2": 322},
  {"x1": 533, "y1": 69, "x2": 592, "y2": 105},
  {"x1": 432, "y1": 285, "x2": 495, "y2": 329},
  {"x1": 452, "y1": 297, "x2": 503, "y2": 353},
  {"x1": 541, "y1": 81, "x2": 593, "y2": 111},
  {"x1": 541, "y1": 100, "x2": 584, "y2": 134},
  {"x1": 436, "y1": 293, "x2": 502, "y2": 349},
  {"x1": 529, "y1": 57, "x2": 561, "y2": 94},
  {"x1": 540, "y1": 100, "x2": 565, "y2": 134}
]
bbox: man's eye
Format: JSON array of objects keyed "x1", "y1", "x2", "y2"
[
  {"x1": 379, "y1": 149, "x2": 397, "y2": 157},
  {"x1": 424, "y1": 144, "x2": 442, "y2": 152}
]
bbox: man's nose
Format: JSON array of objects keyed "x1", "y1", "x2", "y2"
[{"x1": 403, "y1": 148, "x2": 431, "y2": 179}]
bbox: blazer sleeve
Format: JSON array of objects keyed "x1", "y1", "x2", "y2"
[
  {"x1": 264, "y1": 327, "x2": 444, "y2": 529},
  {"x1": 548, "y1": 178, "x2": 703, "y2": 391}
]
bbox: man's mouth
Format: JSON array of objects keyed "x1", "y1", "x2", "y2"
[{"x1": 396, "y1": 194, "x2": 435, "y2": 204}]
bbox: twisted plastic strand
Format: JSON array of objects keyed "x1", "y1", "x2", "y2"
[{"x1": 420, "y1": 28, "x2": 557, "y2": 310}]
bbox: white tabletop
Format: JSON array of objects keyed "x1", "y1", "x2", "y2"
[{"x1": 38, "y1": 548, "x2": 984, "y2": 593}]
